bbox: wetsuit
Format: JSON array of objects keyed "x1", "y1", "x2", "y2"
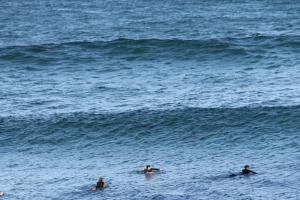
[
  {"x1": 230, "y1": 169, "x2": 257, "y2": 177},
  {"x1": 96, "y1": 181, "x2": 105, "y2": 189},
  {"x1": 144, "y1": 168, "x2": 160, "y2": 173},
  {"x1": 242, "y1": 169, "x2": 256, "y2": 175}
]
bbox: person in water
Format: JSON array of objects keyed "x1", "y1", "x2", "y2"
[
  {"x1": 229, "y1": 165, "x2": 257, "y2": 177},
  {"x1": 242, "y1": 165, "x2": 257, "y2": 175},
  {"x1": 144, "y1": 165, "x2": 160, "y2": 173},
  {"x1": 92, "y1": 177, "x2": 106, "y2": 191}
]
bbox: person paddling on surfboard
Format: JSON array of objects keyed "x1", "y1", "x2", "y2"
[
  {"x1": 242, "y1": 165, "x2": 257, "y2": 175},
  {"x1": 229, "y1": 164, "x2": 257, "y2": 177},
  {"x1": 92, "y1": 177, "x2": 107, "y2": 191},
  {"x1": 143, "y1": 165, "x2": 160, "y2": 174}
]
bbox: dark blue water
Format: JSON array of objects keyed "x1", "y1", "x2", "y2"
[{"x1": 1, "y1": 1, "x2": 300, "y2": 199}]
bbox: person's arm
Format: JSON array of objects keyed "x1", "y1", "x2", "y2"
[
  {"x1": 249, "y1": 170, "x2": 257, "y2": 174},
  {"x1": 151, "y1": 168, "x2": 160, "y2": 171}
]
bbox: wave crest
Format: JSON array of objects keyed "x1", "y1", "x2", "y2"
[
  {"x1": 1, "y1": 35, "x2": 299, "y2": 63},
  {"x1": 1, "y1": 106, "x2": 300, "y2": 147}
]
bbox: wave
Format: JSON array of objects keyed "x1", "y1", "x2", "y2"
[
  {"x1": 1, "y1": 35, "x2": 299, "y2": 64},
  {"x1": 1, "y1": 105, "x2": 300, "y2": 147}
]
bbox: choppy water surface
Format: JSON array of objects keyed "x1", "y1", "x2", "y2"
[{"x1": 0, "y1": 0, "x2": 300, "y2": 199}]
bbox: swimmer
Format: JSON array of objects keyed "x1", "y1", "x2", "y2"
[
  {"x1": 242, "y1": 165, "x2": 257, "y2": 175},
  {"x1": 143, "y1": 165, "x2": 160, "y2": 174},
  {"x1": 91, "y1": 177, "x2": 107, "y2": 191}
]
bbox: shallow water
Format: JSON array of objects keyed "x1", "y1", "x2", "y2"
[{"x1": 1, "y1": 0, "x2": 300, "y2": 199}]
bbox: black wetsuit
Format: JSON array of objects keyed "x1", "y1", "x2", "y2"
[
  {"x1": 144, "y1": 168, "x2": 160, "y2": 173},
  {"x1": 242, "y1": 169, "x2": 256, "y2": 175},
  {"x1": 230, "y1": 169, "x2": 257, "y2": 177},
  {"x1": 96, "y1": 181, "x2": 105, "y2": 189}
]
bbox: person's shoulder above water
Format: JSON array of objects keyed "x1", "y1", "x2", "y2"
[
  {"x1": 143, "y1": 165, "x2": 160, "y2": 173},
  {"x1": 229, "y1": 164, "x2": 257, "y2": 177},
  {"x1": 242, "y1": 165, "x2": 257, "y2": 175},
  {"x1": 92, "y1": 177, "x2": 107, "y2": 191}
]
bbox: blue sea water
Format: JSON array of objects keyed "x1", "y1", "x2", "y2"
[{"x1": 0, "y1": 0, "x2": 300, "y2": 199}]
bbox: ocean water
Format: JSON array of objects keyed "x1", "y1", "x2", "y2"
[{"x1": 0, "y1": 0, "x2": 300, "y2": 199}]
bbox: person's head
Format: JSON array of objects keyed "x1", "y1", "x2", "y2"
[
  {"x1": 98, "y1": 177, "x2": 103, "y2": 182},
  {"x1": 146, "y1": 165, "x2": 151, "y2": 169},
  {"x1": 244, "y1": 165, "x2": 250, "y2": 169}
]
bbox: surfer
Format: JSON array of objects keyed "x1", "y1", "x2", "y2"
[
  {"x1": 92, "y1": 177, "x2": 107, "y2": 191},
  {"x1": 242, "y1": 165, "x2": 257, "y2": 175},
  {"x1": 229, "y1": 165, "x2": 257, "y2": 177},
  {"x1": 143, "y1": 165, "x2": 160, "y2": 174}
]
